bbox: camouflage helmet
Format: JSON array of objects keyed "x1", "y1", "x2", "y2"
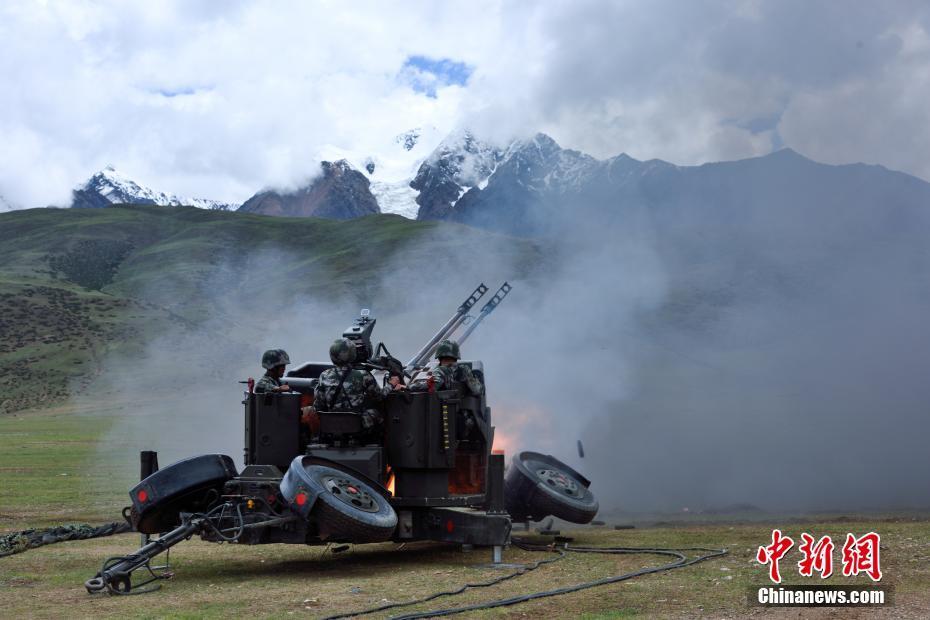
[
  {"x1": 329, "y1": 338, "x2": 357, "y2": 365},
  {"x1": 435, "y1": 339, "x2": 460, "y2": 360},
  {"x1": 261, "y1": 348, "x2": 291, "y2": 370}
]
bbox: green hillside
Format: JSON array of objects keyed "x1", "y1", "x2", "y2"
[{"x1": 0, "y1": 206, "x2": 541, "y2": 413}]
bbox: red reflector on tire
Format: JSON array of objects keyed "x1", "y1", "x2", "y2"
[
  {"x1": 295, "y1": 492, "x2": 308, "y2": 506},
  {"x1": 137, "y1": 489, "x2": 148, "y2": 503}
]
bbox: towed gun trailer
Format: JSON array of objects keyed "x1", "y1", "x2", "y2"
[{"x1": 85, "y1": 283, "x2": 599, "y2": 595}]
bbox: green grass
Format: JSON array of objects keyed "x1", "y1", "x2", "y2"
[
  {"x1": 2, "y1": 405, "x2": 929, "y2": 618},
  {"x1": 0, "y1": 406, "x2": 133, "y2": 528}
]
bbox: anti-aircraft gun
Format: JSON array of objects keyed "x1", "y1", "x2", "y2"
[{"x1": 84, "y1": 283, "x2": 598, "y2": 595}]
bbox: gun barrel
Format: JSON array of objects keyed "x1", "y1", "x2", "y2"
[
  {"x1": 405, "y1": 283, "x2": 488, "y2": 371},
  {"x1": 418, "y1": 311, "x2": 471, "y2": 362},
  {"x1": 457, "y1": 281, "x2": 512, "y2": 346}
]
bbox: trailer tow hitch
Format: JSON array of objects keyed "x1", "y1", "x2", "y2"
[
  {"x1": 85, "y1": 507, "x2": 297, "y2": 595},
  {"x1": 84, "y1": 516, "x2": 202, "y2": 595}
]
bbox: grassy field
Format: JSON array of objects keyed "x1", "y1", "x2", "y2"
[{"x1": 2, "y1": 405, "x2": 928, "y2": 619}]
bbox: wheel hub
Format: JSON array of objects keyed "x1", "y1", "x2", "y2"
[
  {"x1": 321, "y1": 475, "x2": 380, "y2": 513},
  {"x1": 536, "y1": 468, "x2": 580, "y2": 497}
]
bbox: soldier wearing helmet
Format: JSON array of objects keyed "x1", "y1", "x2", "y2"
[
  {"x1": 255, "y1": 349, "x2": 292, "y2": 394},
  {"x1": 412, "y1": 339, "x2": 484, "y2": 396},
  {"x1": 314, "y1": 338, "x2": 399, "y2": 435}
]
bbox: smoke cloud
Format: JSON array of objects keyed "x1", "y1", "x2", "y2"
[{"x1": 82, "y1": 196, "x2": 930, "y2": 516}]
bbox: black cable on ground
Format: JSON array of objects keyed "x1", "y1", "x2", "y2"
[
  {"x1": 0, "y1": 521, "x2": 132, "y2": 558},
  {"x1": 324, "y1": 538, "x2": 727, "y2": 619},
  {"x1": 321, "y1": 545, "x2": 566, "y2": 620}
]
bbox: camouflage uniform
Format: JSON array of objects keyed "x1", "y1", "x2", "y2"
[
  {"x1": 412, "y1": 363, "x2": 484, "y2": 396},
  {"x1": 254, "y1": 373, "x2": 281, "y2": 394},
  {"x1": 430, "y1": 362, "x2": 484, "y2": 396},
  {"x1": 411, "y1": 339, "x2": 484, "y2": 397},
  {"x1": 314, "y1": 366, "x2": 390, "y2": 430}
]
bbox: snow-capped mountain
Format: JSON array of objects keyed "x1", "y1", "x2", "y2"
[
  {"x1": 449, "y1": 133, "x2": 633, "y2": 233},
  {"x1": 313, "y1": 126, "x2": 447, "y2": 219},
  {"x1": 446, "y1": 134, "x2": 930, "y2": 245},
  {"x1": 239, "y1": 127, "x2": 508, "y2": 220},
  {"x1": 70, "y1": 166, "x2": 237, "y2": 211},
  {"x1": 410, "y1": 129, "x2": 506, "y2": 220}
]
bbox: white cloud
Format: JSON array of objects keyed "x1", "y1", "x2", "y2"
[
  {"x1": 0, "y1": 0, "x2": 496, "y2": 206},
  {"x1": 469, "y1": 0, "x2": 930, "y2": 176},
  {"x1": 1, "y1": 0, "x2": 929, "y2": 208},
  {"x1": 780, "y1": 20, "x2": 930, "y2": 176}
]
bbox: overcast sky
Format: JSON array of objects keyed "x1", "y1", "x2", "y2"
[{"x1": 1, "y1": 0, "x2": 929, "y2": 208}]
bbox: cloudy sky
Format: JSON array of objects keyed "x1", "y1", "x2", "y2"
[{"x1": 1, "y1": 0, "x2": 929, "y2": 208}]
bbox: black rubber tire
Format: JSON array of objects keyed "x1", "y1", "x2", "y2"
[
  {"x1": 504, "y1": 451, "x2": 598, "y2": 524},
  {"x1": 129, "y1": 454, "x2": 237, "y2": 534},
  {"x1": 304, "y1": 464, "x2": 397, "y2": 543}
]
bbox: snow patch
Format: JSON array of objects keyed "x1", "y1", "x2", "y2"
[
  {"x1": 316, "y1": 126, "x2": 449, "y2": 218},
  {"x1": 319, "y1": 125, "x2": 444, "y2": 187},
  {"x1": 370, "y1": 180, "x2": 419, "y2": 219}
]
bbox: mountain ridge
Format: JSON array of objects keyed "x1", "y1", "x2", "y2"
[
  {"x1": 445, "y1": 136, "x2": 930, "y2": 240},
  {"x1": 69, "y1": 166, "x2": 237, "y2": 211},
  {"x1": 7, "y1": 132, "x2": 930, "y2": 234}
]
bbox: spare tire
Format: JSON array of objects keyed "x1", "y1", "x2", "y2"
[
  {"x1": 504, "y1": 451, "x2": 598, "y2": 524},
  {"x1": 282, "y1": 457, "x2": 396, "y2": 543},
  {"x1": 129, "y1": 454, "x2": 237, "y2": 534}
]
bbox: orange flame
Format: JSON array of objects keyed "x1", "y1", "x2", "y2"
[
  {"x1": 492, "y1": 402, "x2": 551, "y2": 456},
  {"x1": 386, "y1": 473, "x2": 395, "y2": 496},
  {"x1": 492, "y1": 429, "x2": 514, "y2": 456}
]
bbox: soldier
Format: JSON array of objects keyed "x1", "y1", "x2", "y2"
[
  {"x1": 412, "y1": 339, "x2": 484, "y2": 396},
  {"x1": 254, "y1": 349, "x2": 292, "y2": 394},
  {"x1": 314, "y1": 339, "x2": 399, "y2": 433}
]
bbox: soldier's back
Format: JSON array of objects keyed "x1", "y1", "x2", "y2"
[
  {"x1": 316, "y1": 366, "x2": 373, "y2": 412},
  {"x1": 452, "y1": 362, "x2": 483, "y2": 396}
]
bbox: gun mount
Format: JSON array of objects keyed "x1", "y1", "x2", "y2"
[{"x1": 84, "y1": 283, "x2": 597, "y2": 594}]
